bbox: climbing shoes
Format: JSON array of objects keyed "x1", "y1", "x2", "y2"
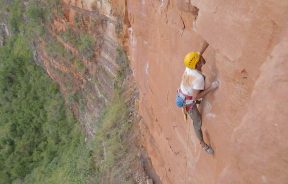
[{"x1": 201, "y1": 143, "x2": 214, "y2": 155}]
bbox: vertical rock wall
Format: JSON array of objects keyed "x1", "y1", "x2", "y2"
[
  {"x1": 124, "y1": 0, "x2": 288, "y2": 183},
  {"x1": 40, "y1": 0, "x2": 121, "y2": 138}
]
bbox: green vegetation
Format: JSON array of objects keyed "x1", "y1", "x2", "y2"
[
  {"x1": 74, "y1": 59, "x2": 85, "y2": 74},
  {"x1": 0, "y1": 0, "x2": 136, "y2": 183},
  {"x1": 0, "y1": 34, "x2": 93, "y2": 184},
  {"x1": 90, "y1": 47, "x2": 135, "y2": 182},
  {"x1": 60, "y1": 27, "x2": 96, "y2": 59},
  {"x1": 46, "y1": 36, "x2": 74, "y2": 61},
  {"x1": 26, "y1": 1, "x2": 47, "y2": 36},
  {"x1": 61, "y1": 28, "x2": 79, "y2": 47},
  {"x1": 78, "y1": 33, "x2": 95, "y2": 59},
  {"x1": 92, "y1": 92, "x2": 132, "y2": 182},
  {"x1": 0, "y1": 1, "x2": 93, "y2": 183},
  {"x1": 6, "y1": 0, "x2": 61, "y2": 37},
  {"x1": 74, "y1": 14, "x2": 83, "y2": 29},
  {"x1": 115, "y1": 47, "x2": 130, "y2": 89}
]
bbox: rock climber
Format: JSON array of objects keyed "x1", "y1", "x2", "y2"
[{"x1": 176, "y1": 44, "x2": 219, "y2": 154}]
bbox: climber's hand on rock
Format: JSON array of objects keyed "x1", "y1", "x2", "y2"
[{"x1": 211, "y1": 80, "x2": 220, "y2": 90}]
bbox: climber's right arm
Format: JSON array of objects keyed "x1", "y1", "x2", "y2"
[{"x1": 193, "y1": 80, "x2": 219, "y2": 100}]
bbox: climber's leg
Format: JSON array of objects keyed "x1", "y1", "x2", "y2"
[
  {"x1": 188, "y1": 105, "x2": 214, "y2": 154},
  {"x1": 188, "y1": 105, "x2": 204, "y2": 142}
]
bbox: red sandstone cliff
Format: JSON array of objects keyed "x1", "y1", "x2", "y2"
[
  {"x1": 37, "y1": 0, "x2": 288, "y2": 183},
  {"x1": 121, "y1": 0, "x2": 288, "y2": 183}
]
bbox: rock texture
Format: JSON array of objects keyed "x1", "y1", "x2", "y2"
[
  {"x1": 44, "y1": 0, "x2": 288, "y2": 183},
  {"x1": 38, "y1": 0, "x2": 157, "y2": 182},
  {"x1": 37, "y1": 0, "x2": 121, "y2": 138},
  {"x1": 123, "y1": 0, "x2": 288, "y2": 183}
]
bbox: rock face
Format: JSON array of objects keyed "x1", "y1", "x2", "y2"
[
  {"x1": 123, "y1": 0, "x2": 288, "y2": 183},
  {"x1": 38, "y1": 0, "x2": 122, "y2": 138}
]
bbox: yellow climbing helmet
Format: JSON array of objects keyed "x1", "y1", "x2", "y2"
[{"x1": 183, "y1": 52, "x2": 201, "y2": 69}]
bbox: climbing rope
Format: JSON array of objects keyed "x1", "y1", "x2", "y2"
[{"x1": 184, "y1": 116, "x2": 191, "y2": 184}]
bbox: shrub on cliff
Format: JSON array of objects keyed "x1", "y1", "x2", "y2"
[{"x1": 78, "y1": 33, "x2": 95, "y2": 60}]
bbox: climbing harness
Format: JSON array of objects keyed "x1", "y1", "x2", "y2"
[{"x1": 176, "y1": 89, "x2": 196, "y2": 112}]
